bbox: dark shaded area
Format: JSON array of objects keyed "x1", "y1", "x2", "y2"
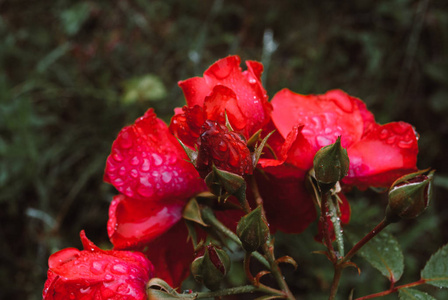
[{"x1": 1, "y1": 0, "x2": 448, "y2": 299}]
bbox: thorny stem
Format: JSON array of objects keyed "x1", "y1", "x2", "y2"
[
  {"x1": 250, "y1": 175, "x2": 295, "y2": 300},
  {"x1": 342, "y1": 218, "x2": 390, "y2": 263},
  {"x1": 355, "y1": 279, "x2": 427, "y2": 300},
  {"x1": 328, "y1": 217, "x2": 390, "y2": 300}
]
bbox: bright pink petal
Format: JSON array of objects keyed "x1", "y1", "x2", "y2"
[
  {"x1": 253, "y1": 165, "x2": 316, "y2": 234},
  {"x1": 43, "y1": 231, "x2": 152, "y2": 300},
  {"x1": 104, "y1": 108, "x2": 205, "y2": 202},
  {"x1": 108, "y1": 194, "x2": 184, "y2": 249},
  {"x1": 344, "y1": 122, "x2": 419, "y2": 188},
  {"x1": 142, "y1": 221, "x2": 195, "y2": 288},
  {"x1": 271, "y1": 89, "x2": 374, "y2": 150}
]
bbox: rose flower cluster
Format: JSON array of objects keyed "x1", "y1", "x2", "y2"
[{"x1": 43, "y1": 56, "x2": 418, "y2": 299}]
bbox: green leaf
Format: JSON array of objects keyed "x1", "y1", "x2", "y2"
[
  {"x1": 398, "y1": 288, "x2": 436, "y2": 300},
  {"x1": 346, "y1": 228, "x2": 404, "y2": 281},
  {"x1": 421, "y1": 243, "x2": 448, "y2": 288}
]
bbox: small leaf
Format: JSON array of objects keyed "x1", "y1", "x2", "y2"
[
  {"x1": 183, "y1": 198, "x2": 208, "y2": 227},
  {"x1": 421, "y1": 243, "x2": 448, "y2": 288},
  {"x1": 346, "y1": 228, "x2": 404, "y2": 282},
  {"x1": 398, "y1": 288, "x2": 436, "y2": 300}
]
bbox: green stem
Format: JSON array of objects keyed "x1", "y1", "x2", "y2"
[
  {"x1": 321, "y1": 193, "x2": 337, "y2": 262},
  {"x1": 244, "y1": 252, "x2": 255, "y2": 284},
  {"x1": 262, "y1": 242, "x2": 296, "y2": 300},
  {"x1": 201, "y1": 207, "x2": 270, "y2": 269}
]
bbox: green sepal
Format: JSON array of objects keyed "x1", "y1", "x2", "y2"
[
  {"x1": 252, "y1": 130, "x2": 275, "y2": 167},
  {"x1": 176, "y1": 137, "x2": 198, "y2": 165},
  {"x1": 183, "y1": 198, "x2": 208, "y2": 227},
  {"x1": 205, "y1": 165, "x2": 247, "y2": 205},
  {"x1": 146, "y1": 278, "x2": 186, "y2": 299},
  {"x1": 236, "y1": 206, "x2": 270, "y2": 253}
]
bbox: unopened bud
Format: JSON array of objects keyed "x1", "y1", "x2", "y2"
[
  {"x1": 385, "y1": 170, "x2": 434, "y2": 223},
  {"x1": 191, "y1": 244, "x2": 230, "y2": 291},
  {"x1": 236, "y1": 206, "x2": 270, "y2": 253},
  {"x1": 313, "y1": 136, "x2": 349, "y2": 191}
]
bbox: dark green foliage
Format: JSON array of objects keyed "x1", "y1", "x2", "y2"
[{"x1": 1, "y1": 0, "x2": 448, "y2": 299}]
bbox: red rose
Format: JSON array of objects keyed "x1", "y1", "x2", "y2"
[
  {"x1": 43, "y1": 231, "x2": 152, "y2": 300},
  {"x1": 170, "y1": 55, "x2": 272, "y2": 147},
  {"x1": 104, "y1": 109, "x2": 207, "y2": 286},
  {"x1": 196, "y1": 120, "x2": 253, "y2": 177},
  {"x1": 257, "y1": 89, "x2": 418, "y2": 234}
]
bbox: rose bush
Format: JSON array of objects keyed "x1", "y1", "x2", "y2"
[{"x1": 43, "y1": 231, "x2": 152, "y2": 300}]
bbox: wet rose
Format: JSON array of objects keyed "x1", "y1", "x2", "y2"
[{"x1": 43, "y1": 231, "x2": 153, "y2": 300}]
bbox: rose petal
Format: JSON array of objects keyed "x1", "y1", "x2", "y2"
[
  {"x1": 108, "y1": 194, "x2": 184, "y2": 249},
  {"x1": 344, "y1": 122, "x2": 419, "y2": 188},
  {"x1": 178, "y1": 55, "x2": 271, "y2": 138},
  {"x1": 253, "y1": 165, "x2": 316, "y2": 234},
  {"x1": 271, "y1": 89, "x2": 373, "y2": 149},
  {"x1": 104, "y1": 108, "x2": 205, "y2": 202},
  {"x1": 142, "y1": 221, "x2": 195, "y2": 288}
]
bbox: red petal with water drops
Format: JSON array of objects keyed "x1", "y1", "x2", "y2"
[
  {"x1": 43, "y1": 231, "x2": 153, "y2": 300},
  {"x1": 271, "y1": 89, "x2": 374, "y2": 150},
  {"x1": 253, "y1": 164, "x2": 316, "y2": 234},
  {"x1": 104, "y1": 108, "x2": 205, "y2": 202},
  {"x1": 178, "y1": 55, "x2": 271, "y2": 138},
  {"x1": 169, "y1": 105, "x2": 205, "y2": 148},
  {"x1": 108, "y1": 194, "x2": 184, "y2": 249},
  {"x1": 344, "y1": 122, "x2": 419, "y2": 189},
  {"x1": 141, "y1": 221, "x2": 195, "y2": 288}
]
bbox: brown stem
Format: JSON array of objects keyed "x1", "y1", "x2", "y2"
[
  {"x1": 329, "y1": 265, "x2": 343, "y2": 300},
  {"x1": 244, "y1": 252, "x2": 255, "y2": 284},
  {"x1": 355, "y1": 279, "x2": 427, "y2": 300},
  {"x1": 343, "y1": 218, "x2": 390, "y2": 263}
]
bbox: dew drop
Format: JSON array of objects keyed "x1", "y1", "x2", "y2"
[
  {"x1": 248, "y1": 77, "x2": 257, "y2": 84},
  {"x1": 80, "y1": 286, "x2": 91, "y2": 294},
  {"x1": 130, "y1": 169, "x2": 139, "y2": 178},
  {"x1": 119, "y1": 132, "x2": 133, "y2": 149},
  {"x1": 69, "y1": 292, "x2": 76, "y2": 299},
  {"x1": 218, "y1": 141, "x2": 228, "y2": 152},
  {"x1": 104, "y1": 274, "x2": 113, "y2": 281},
  {"x1": 111, "y1": 263, "x2": 128, "y2": 275},
  {"x1": 113, "y1": 178, "x2": 124, "y2": 187},
  {"x1": 130, "y1": 156, "x2": 140, "y2": 166},
  {"x1": 379, "y1": 128, "x2": 389, "y2": 139},
  {"x1": 113, "y1": 151, "x2": 123, "y2": 162},
  {"x1": 162, "y1": 172, "x2": 172, "y2": 183},
  {"x1": 137, "y1": 184, "x2": 153, "y2": 198},
  {"x1": 398, "y1": 139, "x2": 414, "y2": 149},
  {"x1": 119, "y1": 166, "x2": 126, "y2": 176},
  {"x1": 90, "y1": 261, "x2": 105, "y2": 275},
  {"x1": 210, "y1": 60, "x2": 233, "y2": 79},
  {"x1": 316, "y1": 136, "x2": 332, "y2": 147},
  {"x1": 152, "y1": 153, "x2": 163, "y2": 166},
  {"x1": 141, "y1": 158, "x2": 150, "y2": 172},
  {"x1": 386, "y1": 136, "x2": 396, "y2": 144}
]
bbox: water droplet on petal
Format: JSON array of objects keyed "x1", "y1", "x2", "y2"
[
  {"x1": 113, "y1": 151, "x2": 123, "y2": 162},
  {"x1": 104, "y1": 274, "x2": 113, "y2": 281},
  {"x1": 130, "y1": 156, "x2": 140, "y2": 166},
  {"x1": 379, "y1": 128, "x2": 389, "y2": 139},
  {"x1": 398, "y1": 139, "x2": 414, "y2": 149},
  {"x1": 119, "y1": 132, "x2": 132, "y2": 149},
  {"x1": 152, "y1": 153, "x2": 163, "y2": 166},
  {"x1": 137, "y1": 184, "x2": 153, "y2": 198},
  {"x1": 90, "y1": 261, "x2": 105, "y2": 275},
  {"x1": 111, "y1": 263, "x2": 128, "y2": 275},
  {"x1": 130, "y1": 169, "x2": 139, "y2": 178},
  {"x1": 386, "y1": 136, "x2": 396, "y2": 144},
  {"x1": 80, "y1": 286, "x2": 91, "y2": 294},
  {"x1": 162, "y1": 172, "x2": 172, "y2": 183},
  {"x1": 141, "y1": 158, "x2": 150, "y2": 171}
]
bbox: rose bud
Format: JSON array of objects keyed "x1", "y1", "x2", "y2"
[
  {"x1": 196, "y1": 120, "x2": 253, "y2": 178},
  {"x1": 43, "y1": 230, "x2": 153, "y2": 300},
  {"x1": 385, "y1": 170, "x2": 434, "y2": 223},
  {"x1": 313, "y1": 136, "x2": 349, "y2": 191},
  {"x1": 191, "y1": 244, "x2": 231, "y2": 291},
  {"x1": 236, "y1": 206, "x2": 270, "y2": 253}
]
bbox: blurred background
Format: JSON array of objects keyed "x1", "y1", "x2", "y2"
[{"x1": 1, "y1": 0, "x2": 448, "y2": 299}]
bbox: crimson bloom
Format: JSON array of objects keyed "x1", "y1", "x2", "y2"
[
  {"x1": 104, "y1": 109, "x2": 206, "y2": 287},
  {"x1": 43, "y1": 230, "x2": 152, "y2": 300},
  {"x1": 258, "y1": 89, "x2": 418, "y2": 234},
  {"x1": 170, "y1": 55, "x2": 272, "y2": 147}
]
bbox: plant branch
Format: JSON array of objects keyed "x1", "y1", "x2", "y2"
[{"x1": 355, "y1": 279, "x2": 427, "y2": 300}]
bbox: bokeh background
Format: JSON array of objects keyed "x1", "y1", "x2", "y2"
[{"x1": 2, "y1": 0, "x2": 448, "y2": 299}]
